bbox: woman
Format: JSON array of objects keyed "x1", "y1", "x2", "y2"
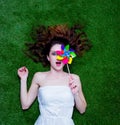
[{"x1": 17, "y1": 24, "x2": 91, "y2": 125}]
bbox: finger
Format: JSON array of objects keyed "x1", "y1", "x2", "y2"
[
  {"x1": 23, "y1": 67, "x2": 26, "y2": 72},
  {"x1": 69, "y1": 79, "x2": 74, "y2": 83},
  {"x1": 24, "y1": 67, "x2": 28, "y2": 72},
  {"x1": 19, "y1": 69, "x2": 23, "y2": 72},
  {"x1": 69, "y1": 83, "x2": 76, "y2": 89},
  {"x1": 72, "y1": 84, "x2": 78, "y2": 89},
  {"x1": 68, "y1": 74, "x2": 73, "y2": 80},
  {"x1": 18, "y1": 68, "x2": 23, "y2": 72},
  {"x1": 18, "y1": 67, "x2": 23, "y2": 71},
  {"x1": 69, "y1": 82, "x2": 74, "y2": 88},
  {"x1": 20, "y1": 66, "x2": 26, "y2": 72}
]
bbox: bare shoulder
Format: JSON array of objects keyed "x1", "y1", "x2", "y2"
[
  {"x1": 33, "y1": 71, "x2": 48, "y2": 84},
  {"x1": 70, "y1": 73, "x2": 82, "y2": 85},
  {"x1": 34, "y1": 71, "x2": 48, "y2": 77},
  {"x1": 71, "y1": 73, "x2": 80, "y2": 80}
]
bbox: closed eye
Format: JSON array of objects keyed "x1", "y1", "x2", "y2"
[{"x1": 51, "y1": 51, "x2": 57, "y2": 56}]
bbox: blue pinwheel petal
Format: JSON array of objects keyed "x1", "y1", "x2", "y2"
[
  {"x1": 61, "y1": 44, "x2": 64, "y2": 50},
  {"x1": 69, "y1": 48, "x2": 75, "y2": 52}
]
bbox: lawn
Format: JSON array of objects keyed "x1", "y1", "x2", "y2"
[{"x1": 0, "y1": 0, "x2": 119, "y2": 125}]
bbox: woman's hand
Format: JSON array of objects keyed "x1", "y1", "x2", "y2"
[
  {"x1": 69, "y1": 75, "x2": 80, "y2": 95},
  {"x1": 17, "y1": 66, "x2": 28, "y2": 80}
]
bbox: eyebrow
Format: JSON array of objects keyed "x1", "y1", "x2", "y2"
[
  {"x1": 50, "y1": 50, "x2": 60, "y2": 52},
  {"x1": 50, "y1": 51, "x2": 57, "y2": 54},
  {"x1": 50, "y1": 50, "x2": 56, "y2": 52}
]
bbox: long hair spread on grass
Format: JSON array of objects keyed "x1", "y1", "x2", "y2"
[{"x1": 25, "y1": 24, "x2": 92, "y2": 66}]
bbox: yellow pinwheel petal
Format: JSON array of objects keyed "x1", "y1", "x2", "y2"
[
  {"x1": 68, "y1": 57, "x2": 72, "y2": 64},
  {"x1": 57, "y1": 56, "x2": 64, "y2": 60}
]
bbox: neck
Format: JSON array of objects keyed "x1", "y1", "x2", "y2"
[{"x1": 49, "y1": 67, "x2": 64, "y2": 77}]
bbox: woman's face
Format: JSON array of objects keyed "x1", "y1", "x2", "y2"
[{"x1": 47, "y1": 44, "x2": 65, "y2": 71}]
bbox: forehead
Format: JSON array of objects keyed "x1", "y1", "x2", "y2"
[{"x1": 50, "y1": 44, "x2": 62, "y2": 51}]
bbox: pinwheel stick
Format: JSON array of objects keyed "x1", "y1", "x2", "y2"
[{"x1": 67, "y1": 64, "x2": 70, "y2": 74}]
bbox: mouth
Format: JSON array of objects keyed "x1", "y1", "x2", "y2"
[{"x1": 56, "y1": 61, "x2": 62, "y2": 66}]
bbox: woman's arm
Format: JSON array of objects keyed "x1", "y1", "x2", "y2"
[
  {"x1": 69, "y1": 74, "x2": 87, "y2": 114},
  {"x1": 18, "y1": 67, "x2": 39, "y2": 110}
]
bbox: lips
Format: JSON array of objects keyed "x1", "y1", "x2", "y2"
[{"x1": 56, "y1": 61, "x2": 61, "y2": 66}]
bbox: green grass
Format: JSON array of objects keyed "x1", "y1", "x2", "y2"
[{"x1": 0, "y1": 0, "x2": 120, "y2": 125}]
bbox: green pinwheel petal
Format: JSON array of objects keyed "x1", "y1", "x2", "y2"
[
  {"x1": 65, "y1": 45, "x2": 69, "y2": 51},
  {"x1": 70, "y1": 52, "x2": 76, "y2": 58}
]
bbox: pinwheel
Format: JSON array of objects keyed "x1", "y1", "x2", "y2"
[{"x1": 56, "y1": 44, "x2": 76, "y2": 74}]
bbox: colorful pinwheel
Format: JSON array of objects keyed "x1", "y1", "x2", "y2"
[{"x1": 56, "y1": 44, "x2": 76, "y2": 64}]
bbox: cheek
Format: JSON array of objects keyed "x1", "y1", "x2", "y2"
[{"x1": 49, "y1": 56, "x2": 56, "y2": 62}]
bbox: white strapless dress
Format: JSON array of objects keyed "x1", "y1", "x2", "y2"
[{"x1": 34, "y1": 86, "x2": 75, "y2": 125}]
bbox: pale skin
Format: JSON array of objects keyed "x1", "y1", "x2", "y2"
[{"x1": 18, "y1": 44, "x2": 87, "y2": 114}]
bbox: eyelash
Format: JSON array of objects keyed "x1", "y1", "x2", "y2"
[{"x1": 51, "y1": 52, "x2": 57, "y2": 55}]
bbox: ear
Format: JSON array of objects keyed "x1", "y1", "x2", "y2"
[{"x1": 47, "y1": 55, "x2": 50, "y2": 61}]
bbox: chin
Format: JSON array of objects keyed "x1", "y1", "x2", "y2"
[
  {"x1": 54, "y1": 66, "x2": 64, "y2": 71},
  {"x1": 55, "y1": 67, "x2": 63, "y2": 71}
]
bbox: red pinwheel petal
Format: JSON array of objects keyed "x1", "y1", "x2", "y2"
[
  {"x1": 62, "y1": 57, "x2": 69, "y2": 64},
  {"x1": 56, "y1": 51, "x2": 63, "y2": 55},
  {"x1": 61, "y1": 50, "x2": 64, "y2": 54}
]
